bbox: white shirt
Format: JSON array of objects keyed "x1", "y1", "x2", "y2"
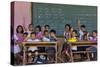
[
  {"x1": 27, "y1": 38, "x2": 40, "y2": 52},
  {"x1": 11, "y1": 34, "x2": 21, "y2": 54},
  {"x1": 79, "y1": 30, "x2": 84, "y2": 40},
  {"x1": 42, "y1": 37, "x2": 50, "y2": 42}
]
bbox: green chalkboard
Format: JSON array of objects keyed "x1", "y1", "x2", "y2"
[{"x1": 32, "y1": 2, "x2": 97, "y2": 36}]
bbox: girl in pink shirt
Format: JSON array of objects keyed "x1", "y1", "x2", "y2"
[{"x1": 35, "y1": 25, "x2": 43, "y2": 40}]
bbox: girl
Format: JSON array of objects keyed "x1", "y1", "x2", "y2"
[
  {"x1": 64, "y1": 24, "x2": 71, "y2": 42},
  {"x1": 35, "y1": 25, "x2": 43, "y2": 40},
  {"x1": 89, "y1": 30, "x2": 97, "y2": 42},
  {"x1": 68, "y1": 30, "x2": 78, "y2": 50},
  {"x1": 23, "y1": 24, "x2": 34, "y2": 34},
  {"x1": 12, "y1": 25, "x2": 24, "y2": 65},
  {"x1": 61, "y1": 24, "x2": 73, "y2": 62},
  {"x1": 86, "y1": 30, "x2": 97, "y2": 60},
  {"x1": 82, "y1": 31, "x2": 90, "y2": 41}
]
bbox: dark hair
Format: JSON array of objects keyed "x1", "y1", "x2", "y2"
[
  {"x1": 23, "y1": 32, "x2": 28, "y2": 35},
  {"x1": 31, "y1": 32, "x2": 36, "y2": 35},
  {"x1": 81, "y1": 25, "x2": 86, "y2": 28},
  {"x1": 35, "y1": 25, "x2": 41, "y2": 31},
  {"x1": 92, "y1": 30, "x2": 97, "y2": 33},
  {"x1": 44, "y1": 25, "x2": 50, "y2": 28},
  {"x1": 16, "y1": 25, "x2": 24, "y2": 33},
  {"x1": 44, "y1": 30, "x2": 49, "y2": 33},
  {"x1": 83, "y1": 31, "x2": 88, "y2": 35},
  {"x1": 50, "y1": 29, "x2": 56, "y2": 34},
  {"x1": 83, "y1": 34, "x2": 87, "y2": 40},
  {"x1": 73, "y1": 30, "x2": 77, "y2": 34},
  {"x1": 83, "y1": 31, "x2": 88, "y2": 40},
  {"x1": 65, "y1": 24, "x2": 71, "y2": 30}
]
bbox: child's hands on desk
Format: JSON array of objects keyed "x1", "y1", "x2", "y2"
[
  {"x1": 51, "y1": 34, "x2": 57, "y2": 40},
  {"x1": 51, "y1": 34, "x2": 57, "y2": 38}
]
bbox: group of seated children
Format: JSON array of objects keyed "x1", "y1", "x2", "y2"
[
  {"x1": 12, "y1": 24, "x2": 57, "y2": 64},
  {"x1": 12, "y1": 19, "x2": 97, "y2": 64},
  {"x1": 62, "y1": 19, "x2": 97, "y2": 62}
]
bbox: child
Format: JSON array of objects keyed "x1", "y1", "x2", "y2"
[
  {"x1": 61, "y1": 26, "x2": 74, "y2": 62},
  {"x1": 23, "y1": 32, "x2": 28, "y2": 41},
  {"x1": 77, "y1": 31, "x2": 92, "y2": 61},
  {"x1": 35, "y1": 25, "x2": 46, "y2": 53},
  {"x1": 77, "y1": 31, "x2": 90, "y2": 52},
  {"x1": 23, "y1": 24, "x2": 34, "y2": 38},
  {"x1": 70, "y1": 27, "x2": 74, "y2": 35},
  {"x1": 27, "y1": 32, "x2": 40, "y2": 51},
  {"x1": 28, "y1": 32, "x2": 48, "y2": 64},
  {"x1": 41, "y1": 26, "x2": 45, "y2": 34},
  {"x1": 42, "y1": 30, "x2": 50, "y2": 42},
  {"x1": 45, "y1": 29, "x2": 57, "y2": 62},
  {"x1": 44, "y1": 25, "x2": 50, "y2": 31},
  {"x1": 12, "y1": 25, "x2": 24, "y2": 65},
  {"x1": 86, "y1": 30, "x2": 97, "y2": 60},
  {"x1": 35, "y1": 25, "x2": 43, "y2": 40},
  {"x1": 23, "y1": 24, "x2": 34, "y2": 33},
  {"x1": 49, "y1": 29, "x2": 57, "y2": 42},
  {"x1": 28, "y1": 24, "x2": 34, "y2": 33},
  {"x1": 27, "y1": 32, "x2": 40, "y2": 63},
  {"x1": 82, "y1": 31, "x2": 90, "y2": 41},
  {"x1": 27, "y1": 31, "x2": 40, "y2": 43},
  {"x1": 68, "y1": 30, "x2": 78, "y2": 50},
  {"x1": 64, "y1": 24, "x2": 71, "y2": 42},
  {"x1": 77, "y1": 18, "x2": 86, "y2": 40},
  {"x1": 62, "y1": 30, "x2": 78, "y2": 62},
  {"x1": 89, "y1": 30, "x2": 97, "y2": 42}
]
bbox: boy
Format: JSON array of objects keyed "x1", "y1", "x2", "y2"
[
  {"x1": 77, "y1": 18, "x2": 86, "y2": 40},
  {"x1": 42, "y1": 30, "x2": 50, "y2": 42},
  {"x1": 27, "y1": 32, "x2": 40, "y2": 63},
  {"x1": 49, "y1": 29, "x2": 57, "y2": 42},
  {"x1": 23, "y1": 32, "x2": 28, "y2": 41},
  {"x1": 45, "y1": 29, "x2": 57, "y2": 62},
  {"x1": 44, "y1": 25, "x2": 50, "y2": 31},
  {"x1": 27, "y1": 32, "x2": 40, "y2": 42}
]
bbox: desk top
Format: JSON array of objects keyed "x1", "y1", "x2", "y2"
[
  {"x1": 69, "y1": 41, "x2": 97, "y2": 46},
  {"x1": 22, "y1": 42, "x2": 57, "y2": 46}
]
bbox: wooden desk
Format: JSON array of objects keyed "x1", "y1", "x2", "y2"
[
  {"x1": 69, "y1": 41, "x2": 97, "y2": 46},
  {"x1": 22, "y1": 42, "x2": 57, "y2": 65},
  {"x1": 69, "y1": 41, "x2": 97, "y2": 62}
]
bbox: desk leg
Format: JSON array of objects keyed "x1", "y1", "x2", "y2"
[
  {"x1": 69, "y1": 44, "x2": 74, "y2": 62},
  {"x1": 23, "y1": 46, "x2": 26, "y2": 65},
  {"x1": 55, "y1": 44, "x2": 57, "y2": 63},
  {"x1": 87, "y1": 52, "x2": 90, "y2": 61}
]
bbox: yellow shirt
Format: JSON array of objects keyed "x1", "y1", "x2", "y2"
[
  {"x1": 68, "y1": 37, "x2": 77, "y2": 42},
  {"x1": 68, "y1": 37, "x2": 78, "y2": 50}
]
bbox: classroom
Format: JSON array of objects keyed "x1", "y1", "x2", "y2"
[{"x1": 11, "y1": 1, "x2": 97, "y2": 65}]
